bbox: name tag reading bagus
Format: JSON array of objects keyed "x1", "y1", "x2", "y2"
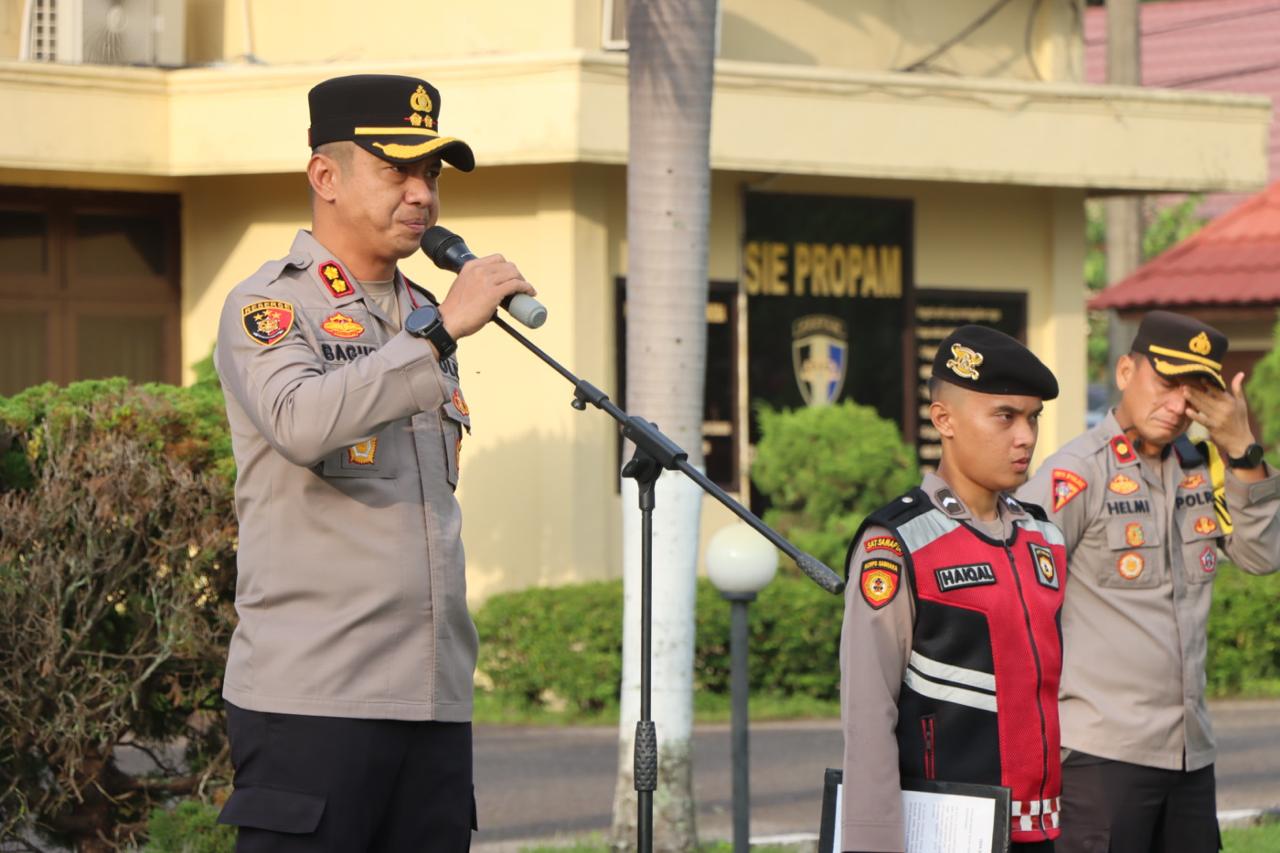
[{"x1": 935, "y1": 563, "x2": 997, "y2": 593}]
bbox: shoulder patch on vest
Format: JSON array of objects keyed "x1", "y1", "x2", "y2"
[
  {"x1": 864, "y1": 536, "x2": 903, "y2": 557},
  {"x1": 241, "y1": 300, "x2": 294, "y2": 346},
  {"x1": 860, "y1": 559, "x2": 900, "y2": 609},
  {"x1": 1051, "y1": 469, "x2": 1088, "y2": 512}
]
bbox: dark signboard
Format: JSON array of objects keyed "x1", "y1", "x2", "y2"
[
  {"x1": 913, "y1": 289, "x2": 1027, "y2": 471},
  {"x1": 743, "y1": 192, "x2": 914, "y2": 435}
]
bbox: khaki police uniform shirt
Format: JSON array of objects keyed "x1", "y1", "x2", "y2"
[
  {"x1": 214, "y1": 230, "x2": 475, "y2": 722},
  {"x1": 840, "y1": 473, "x2": 1024, "y2": 853},
  {"x1": 1019, "y1": 411, "x2": 1280, "y2": 771}
]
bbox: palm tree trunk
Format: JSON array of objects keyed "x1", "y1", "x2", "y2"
[{"x1": 610, "y1": 1, "x2": 717, "y2": 851}]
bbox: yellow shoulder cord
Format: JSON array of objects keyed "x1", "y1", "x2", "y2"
[{"x1": 1198, "y1": 440, "x2": 1234, "y2": 535}]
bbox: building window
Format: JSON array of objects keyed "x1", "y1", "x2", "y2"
[
  {"x1": 615, "y1": 279, "x2": 741, "y2": 492},
  {"x1": 0, "y1": 188, "x2": 181, "y2": 396}
]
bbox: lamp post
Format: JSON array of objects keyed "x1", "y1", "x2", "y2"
[{"x1": 706, "y1": 523, "x2": 778, "y2": 853}]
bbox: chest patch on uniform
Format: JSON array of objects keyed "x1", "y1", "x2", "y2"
[
  {"x1": 1180, "y1": 473, "x2": 1206, "y2": 490},
  {"x1": 1110, "y1": 435, "x2": 1138, "y2": 465},
  {"x1": 1125, "y1": 522, "x2": 1146, "y2": 547},
  {"x1": 1116, "y1": 551, "x2": 1145, "y2": 580},
  {"x1": 1108, "y1": 473, "x2": 1140, "y2": 495},
  {"x1": 935, "y1": 563, "x2": 996, "y2": 593},
  {"x1": 860, "y1": 559, "x2": 900, "y2": 609},
  {"x1": 321, "y1": 311, "x2": 365, "y2": 339},
  {"x1": 1051, "y1": 469, "x2": 1088, "y2": 512},
  {"x1": 864, "y1": 536, "x2": 904, "y2": 557},
  {"x1": 241, "y1": 300, "x2": 294, "y2": 346},
  {"x1": 347, "y1": 437, "x2": 377, "y2": 465},
  {"x1": 1029, "y1": 542, "x2": 1059, "y2": 589},
  {"x1": 1194, "y1": 515, "x2": 1218, "y2": 535},
  {"x1": 319, "y1": 261, "x2": 353, "y2": 298},
  {"x1": 1199, "y1": 545, "x2": 1217, "y2": 573}
]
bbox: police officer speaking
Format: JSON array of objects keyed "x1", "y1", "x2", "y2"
[
  {"x1": 840, "y1": 326, "x2": 1066, "y2": 853},
  {"x1": 213, "y1": 74, "x2": 536, "y2": 851},
  {"x1": 1020, "y1": 310, "x2": 1280, "y2": 853}
]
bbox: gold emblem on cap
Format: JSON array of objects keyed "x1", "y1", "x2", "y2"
[
  {"x1": 1189, "y1": 331, "x2": 1211, "y2": 356},
  {"x1": 947, "y1": 343, "x2": 984, "y2": 381},
  {"x1": 410, "y1": 85, "x2": 432, "y2": 113}
]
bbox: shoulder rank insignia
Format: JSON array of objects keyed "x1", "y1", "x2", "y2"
[
  {"x1": 864, "y1": 536, "x2": 904, "y2": 557},
  {"x1": 1029, "y1": 542, "x2": 1059, "y2": 590},
  {"x1": 319, "y1": 260, "x2": 354, "y2": 298},
  {"x1": 860, "y1": 559, "x2": 900, "y2": 610},
  {"x1": 1051, "y1": 469, "x2": 1088, "y2": 512},
  {"x1": 1108, "y1": 473, "x2": 1140, "y2": 495},
  {"x1": 1110, "y1": 435, "x2": 1138, "y2": 465},
  {"x1": 241, "y1": 300, "x2": 294, "y2": 346}
]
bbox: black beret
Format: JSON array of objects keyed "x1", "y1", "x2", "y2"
[
  {"x1": 932, "y1": 325, "x2": 1058, "y2": 400},
  {"x1": 1130, "y1": 310, "x2": 1228, "y2": 390},
  {"x1": 308, "y1": 74, "x2": 475, "y2": 172}
]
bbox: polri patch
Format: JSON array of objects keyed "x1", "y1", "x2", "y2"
[
  {"x1": 1200, "y1": 545, "x2": 1217, "y2": 573},
  {"x1": 1180, "y1": 473, "x2": 1206, "y2": 490},
  {"x1": 241, "y1": 300, "x2": 294, "y2": 346},
  {"x1": 452, "y1": 387, "x2": 470, "y2": 416},
  {"x1": 1029, "y1": 543, "x2": 1058, "y2": 589},
  {"x1": 1051, "y1": 469, "x2": 1087, "y2": 512},
  {"x1": 935, "y1": 562, "x2": 996, "y2": 593},
  {"x1": 1110, "y1": 435, "x2": 1138, "y2": 465},
  {"x1": 1194, "y1": 515, "x2": 1218, "y2": 535},
  {"x1": 347, "y1": 437, "x2": 377, "y2": 465},
  {"x1": 1108, "y1": 473, "x2": 1140, "y2": 495},
  {"x1": 1125, "y1": 522, "x2": 1145, "y2": 547},
  {"x1": 319, "y1": 260, "x2": 354, "y2": 298},
  {"x1": 864, "y1": 535, "x2": 904, "y2": 557},
  {"x1": 322, "y1": 311, "x2": 365, "y2": 339},
  {"x1": 860, "y1": 559, "x2": 900, "y2": 610}
]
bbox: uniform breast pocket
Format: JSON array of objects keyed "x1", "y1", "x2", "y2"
[
  {"x1": 321, "y1": 431, "x2": 396, "y2": 478},
  {"x1": 1178, "y1": 505, "x2": 1222, "y2": 584},
  {"x1": 1100, "y1": 517, "x2": 1162, "y2": 589},
  {"x1": 440, "y1": 387, "x2": 471, "y2": 490}
]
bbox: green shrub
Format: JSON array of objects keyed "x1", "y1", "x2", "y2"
[
  {"x1": 143, "y1": 800, "x2": 235, "y2": 853},
  {"x1": 0, "y1": 378, "x2": 238, "y2": 850},
  {"x1": 1206, "y1": 562, "x2": 1280, "y2": 696},
  {"x1": 750, "y1": 401, "x2": 919, "y2": 572}
]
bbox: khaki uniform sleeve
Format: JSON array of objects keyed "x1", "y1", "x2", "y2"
[
  {"x1": 215, "y1": 283, "x2": 447, "y2": 467},
  {"x1": 1019, "y1": 452, "x2": 1100, "y2": 559},
  {"x1": 1221, "y1": 463, "x2": 1280, "y2": 576},
  {"x1": 840, "y1": 525, "x2": 914, "y2": 853}
]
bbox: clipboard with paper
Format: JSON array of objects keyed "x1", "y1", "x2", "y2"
[{"x1": 818, "y1": 768, "x2": 1012, "y2": 853}]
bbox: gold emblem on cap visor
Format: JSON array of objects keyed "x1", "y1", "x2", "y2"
[
  {"x1": 410, "y1": 85, "x2": 432, "y2": 113},
  {"x1": 1189, "y1": 331, "x2": 1212, "y2": 355},
  {"x1": 947, "y1": 343, "x2": 984, "y2": 380}
]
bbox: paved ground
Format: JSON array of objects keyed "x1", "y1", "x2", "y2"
[{"x1": 473, "y1": 698, "x2": 1280, "y2": 850}]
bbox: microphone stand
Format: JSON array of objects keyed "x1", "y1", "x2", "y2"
[{"x1": 490, "y1": 316, "x2": 845, "y2": 853}]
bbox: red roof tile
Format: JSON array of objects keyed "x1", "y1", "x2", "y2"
[
  {"x1": 1085, "y1": 0, "x2": 1280, "y2": 217},
  {"x1": 1089, "y1": 180, "x2": 1280, "y2": 309}
]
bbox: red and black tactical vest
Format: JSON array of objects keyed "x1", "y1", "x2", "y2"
[{"x1": 857, "y1": 488, "x2": 1068, "y2": 844}]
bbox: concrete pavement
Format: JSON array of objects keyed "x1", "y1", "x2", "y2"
[{"x1": 472, "y1": 698, "x2": 1280, "y2": 850}]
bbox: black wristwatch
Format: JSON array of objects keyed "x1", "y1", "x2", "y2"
[
  {"x1": 404, "y1": 305, "x2": 456, "y2": 360},
  {"x1": 1226, "y1": 442, "x2": 1265, "y2": 469}
]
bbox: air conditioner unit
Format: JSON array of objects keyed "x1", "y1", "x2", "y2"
[{"x1": 24, "y1": 0, "x2": 186, "y2": 67}]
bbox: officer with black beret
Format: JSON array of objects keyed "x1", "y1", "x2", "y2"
[
  {"x1": 214, "y1": 74, "x2": 537, "y2": 851},
  {"x1": 1020, "y1": 310, "x2": 1280, "y2": 853},
  {"x1": 840, "y1": 325, "x2": 1066, "y2": 852}
]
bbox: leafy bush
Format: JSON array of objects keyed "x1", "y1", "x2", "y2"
[
  {"x1": 0, "y1": 378, "x2": 237, "y2": 851},
  {"x1": 750, "y1": 401, "x2": 919, "y2": 572},
  {"x1": 143, "y1": 801, "x2": 235, "y2": 853},
  {"x1": 1206, "y1": 562, "x2": 1280, "y2": 696}
]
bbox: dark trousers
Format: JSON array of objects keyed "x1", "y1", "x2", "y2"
[
  {"x1": 1057, "y1": 752, "x2": 1220, "y2": 853},
  {"x1": 219, "y1": 702, "x2": 475, "y2": 853},
  {"x1": 1011, "y1": 842, "x2": 1055, "y2": 852}
]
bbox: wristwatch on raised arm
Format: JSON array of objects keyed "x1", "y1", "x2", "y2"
[
  {"x1": 1226, "y1": 442, "x2": 1265, "y2": 469},
  {"x1": 404, "y1": 304, "x2": 456, "y2": 360}
]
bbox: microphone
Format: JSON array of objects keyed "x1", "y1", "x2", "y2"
[{"x1": 419, "y1": 226, "x2": 548, "y2": 329}]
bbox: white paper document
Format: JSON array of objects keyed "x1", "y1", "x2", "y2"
[{"x1": 831, "y1": 782, "x2": 1000, "y2": 853}]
